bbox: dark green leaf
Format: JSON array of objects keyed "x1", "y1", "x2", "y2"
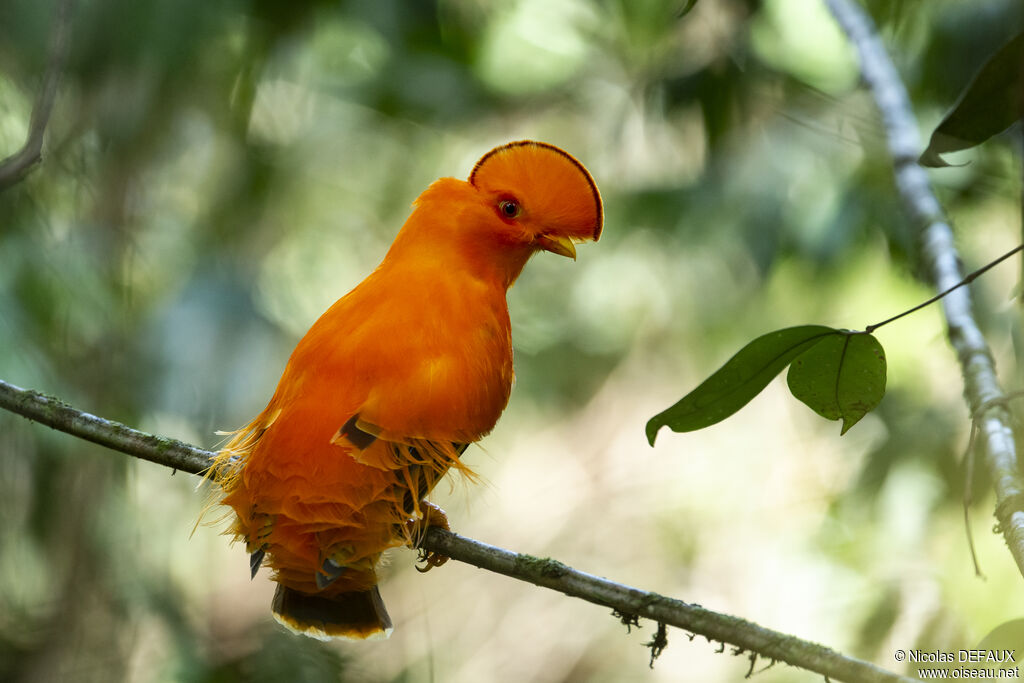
[
  {"x1": 919, "y1": 31, "x2": 1024, "y2": 167},
  {"x1": 786, "y1": 331, "x2": 886, "y2": 434},
  {"x1": 646, "y1": 325, "x2": 837, "y2": 445}
]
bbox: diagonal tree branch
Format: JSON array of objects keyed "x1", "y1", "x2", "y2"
[
  {"x1": 0, "y1": 379, "x2": 216, "y2": 474},
  {"x1": 0, "y1": 0, "x2": 76, "y2": 192},
  {"x1": 825, "y1": 0, "x2": 1024, "y2": 578},
  {"x1": 0, "y1": 377, "x2": 912, "y2": 682}
]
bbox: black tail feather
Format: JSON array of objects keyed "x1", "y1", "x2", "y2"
[{"x1": 271, "y1": 584, "x2": 392, "y2": 641}]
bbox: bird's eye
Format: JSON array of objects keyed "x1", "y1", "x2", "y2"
[{"x1": 498, "y1": 199, "x2": 521, "y2": 219}]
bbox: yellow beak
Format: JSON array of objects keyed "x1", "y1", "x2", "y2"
[{"x1": 536, "y1": 234, "x2": 577, "y2": 260}]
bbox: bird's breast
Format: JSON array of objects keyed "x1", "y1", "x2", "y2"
[{"x1": 349, "y1": 271, "x2": 515, "y2": 443}]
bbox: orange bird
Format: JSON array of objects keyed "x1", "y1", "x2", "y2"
[{"x1": 208, "y1": 141, "x2": 603, "y2": 640}]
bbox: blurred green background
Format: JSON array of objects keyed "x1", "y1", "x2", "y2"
[{"x1": 2, "y1": 0, "x2": 1023, "y2": 680}]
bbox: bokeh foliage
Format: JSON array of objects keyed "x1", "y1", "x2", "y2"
[{"x1": 2, "y1": 0, "x2": 1023, "y2": 680}]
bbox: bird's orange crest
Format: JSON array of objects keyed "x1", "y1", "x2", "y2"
[{"x1": 471, "y1": 141, "x2": 602, "y2": 255}]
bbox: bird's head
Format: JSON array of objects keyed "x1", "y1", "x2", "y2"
[
  {"x1": 389, "y1": 141, "x2": 602, "y2": 289},
  {"x1": 468, "y1": 141, "x2": 603, "y2": 261}
]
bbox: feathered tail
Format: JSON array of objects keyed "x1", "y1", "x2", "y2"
[{"x1": 272, "y1": 585, "x2": 393, "y2": 641}]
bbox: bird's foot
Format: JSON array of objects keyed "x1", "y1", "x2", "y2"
[{"x1": 409, "y1": 500, "x2": 450, "y2": 573}]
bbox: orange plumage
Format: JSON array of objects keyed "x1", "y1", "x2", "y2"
[{"x1": 209, "y1": 141, "x2": 602, "y2": 640}]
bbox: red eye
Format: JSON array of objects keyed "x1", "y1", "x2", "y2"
[{"x1": 498, "y1": 199, "x2": 521, "y2": 219}]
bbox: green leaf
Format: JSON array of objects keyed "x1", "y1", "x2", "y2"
[
  {"x1": 919, "y1": 31, "x2": 1024, "y2": 167},
  {"x1": 646, "y1": 325, "x2": 837, "y2": 445},
  {"x1": 786, "y1": 331, "x2": 886, "y2": 434}
]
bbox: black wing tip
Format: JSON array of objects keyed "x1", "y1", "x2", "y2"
[{"x1": 250, "y1": 548, "x2": 266, "y2": 580}]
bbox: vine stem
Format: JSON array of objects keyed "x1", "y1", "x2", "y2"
[
  {"x1": 826, "y1": 0, "x2": 1024, "y2": 578},
  {"x1": 0, "y1": 377, "x2": 913, "y2": 682},
  {"x1": 864, "y1": 244, "x2": 1024, "y2": 333}
]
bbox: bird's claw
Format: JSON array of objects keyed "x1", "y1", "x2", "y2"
[
  {"x1": 416, "y1": 548, "x2": 449, "y2": 572},
  {"x1": 408, "y1": 500, "x2": 451, "y2": 573}
]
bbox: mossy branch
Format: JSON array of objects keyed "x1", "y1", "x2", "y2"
[
  {"x1": 0, "y1": 377, "x2": 911, "y2": 682},
  {"x1": 0, "y1": 379, "x2": 215, "y2": 475},
  {"x1": 825, "y1": 0, "x2": 1024, "y2": 579}
]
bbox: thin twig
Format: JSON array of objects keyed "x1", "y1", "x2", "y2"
[
  {"x1": 865, "y1": 244, "x2": 1024, "y2": 333},
  {"x1": 0, "y1": 377, "x2": 913, "y2": 682},
  {"x1": 0, "y1": 0, "x2": 76, "y2": 191},
  {"x1": 825, "y1": 0, "x2": 1024, "y2": 579}
]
